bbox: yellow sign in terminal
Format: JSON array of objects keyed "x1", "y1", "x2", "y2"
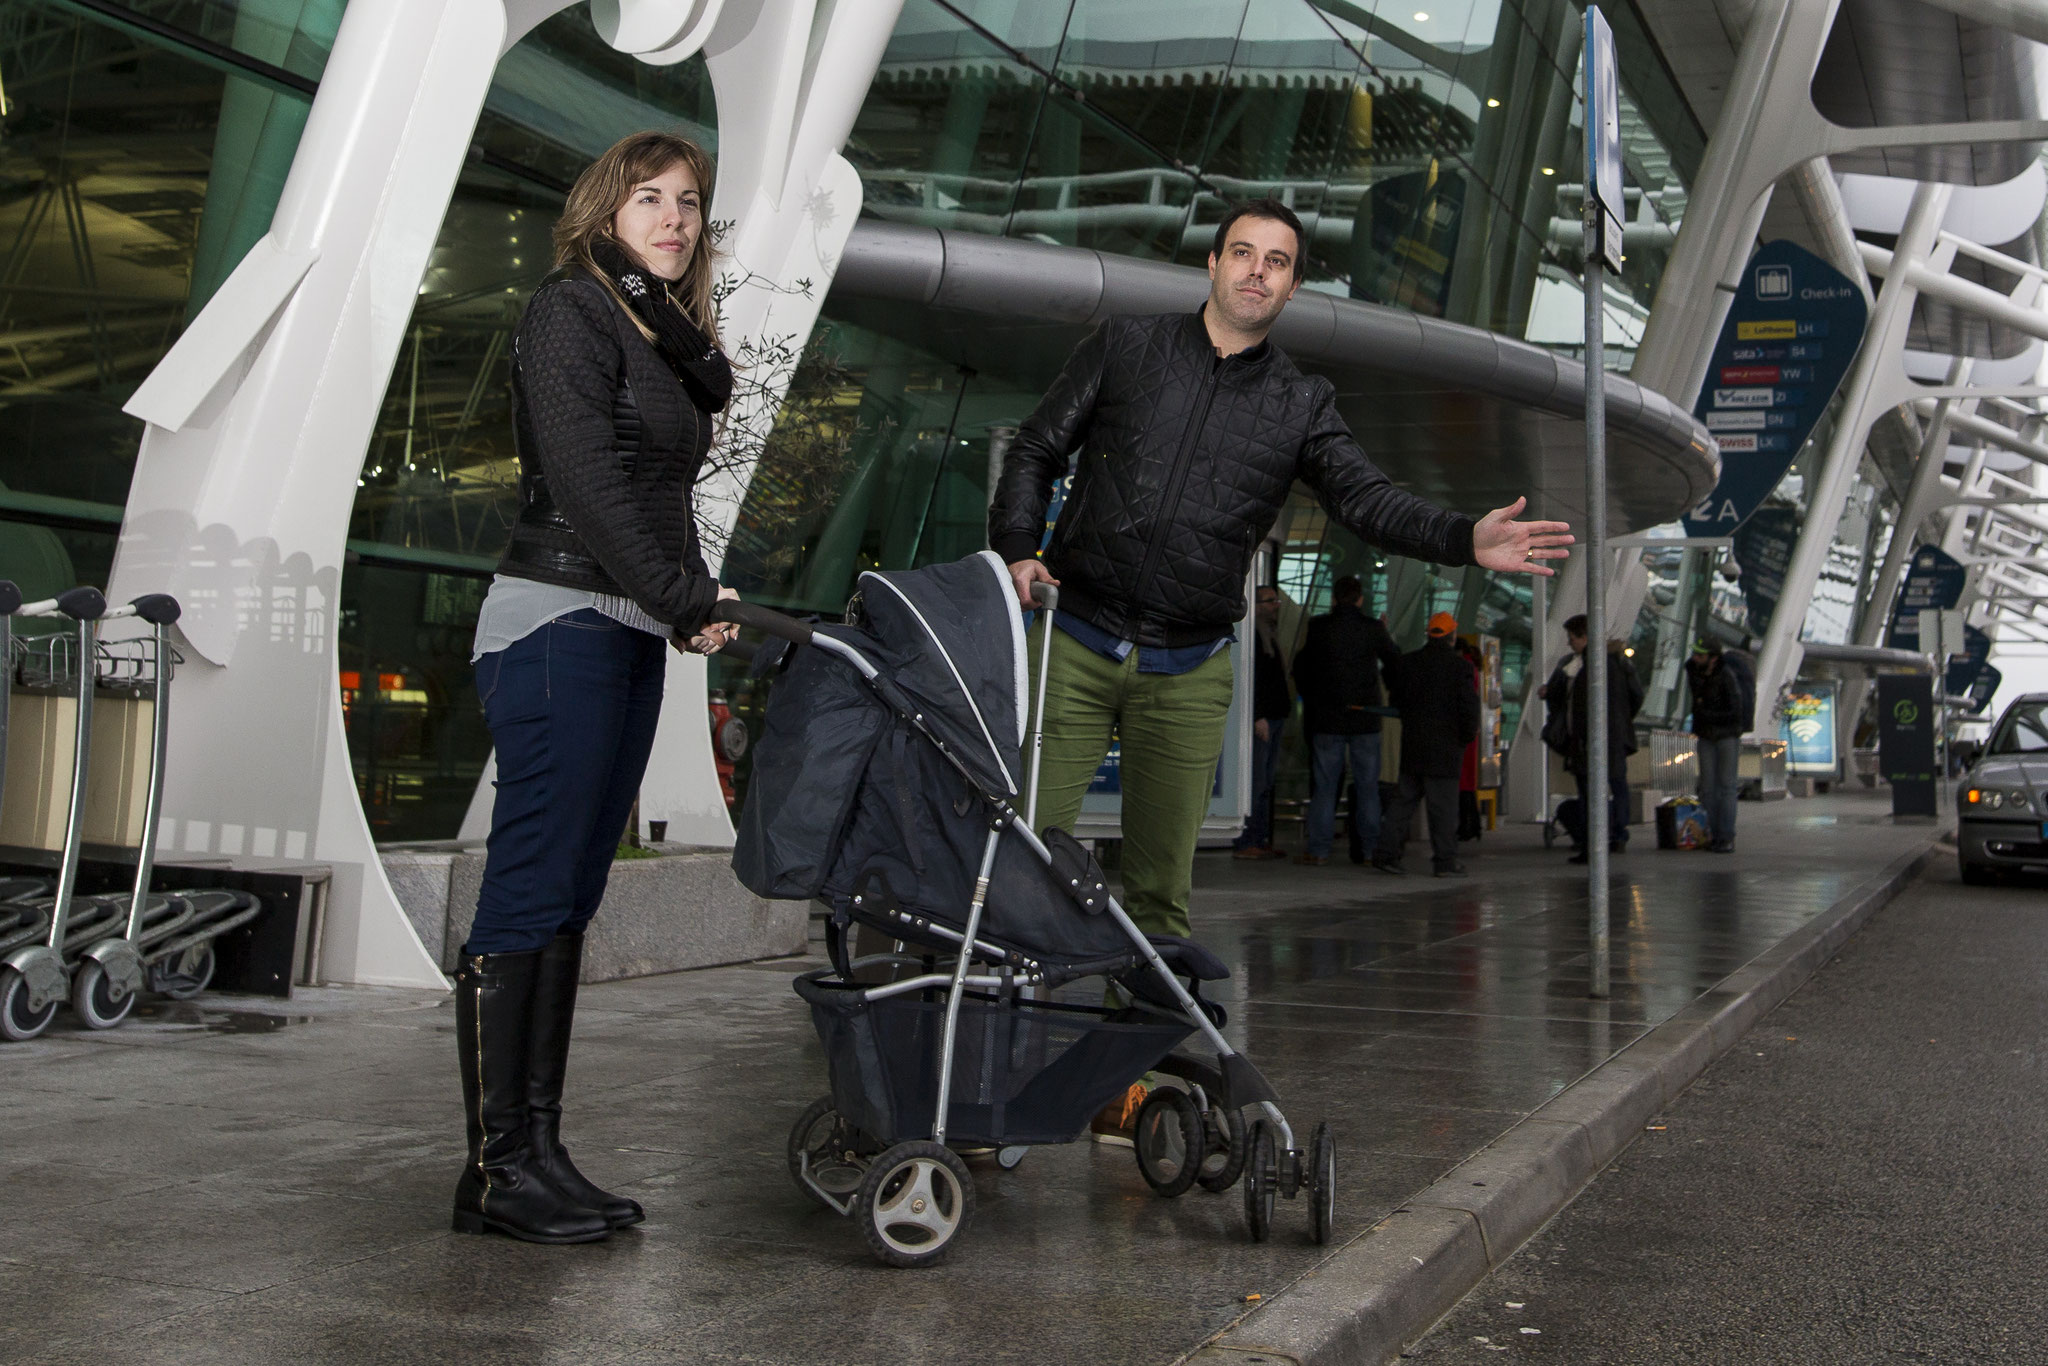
[{"x1": 1736, "y1": 320, "x2": 1798, "y2": 340}]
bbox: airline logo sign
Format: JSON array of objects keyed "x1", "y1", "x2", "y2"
[{"x1": 1685, "y1": 240, "x2": 1868, "y2": 536}]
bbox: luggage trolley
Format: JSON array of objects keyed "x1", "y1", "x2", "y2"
[{"x1": 721, "y1": 553, "x2": 1337, "y2": 1268}]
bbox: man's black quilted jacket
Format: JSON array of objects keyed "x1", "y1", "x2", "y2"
[
  {"x1": 499, "y1": 268, "x2": 719, "y2": 634},
  {"x1": 989, "y1": 309, "x2": 1476, "y2": 647}
]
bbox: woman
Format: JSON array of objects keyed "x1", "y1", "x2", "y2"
[{"x1": 454, "y1": 131, "x2": 737, "y2": 1245}]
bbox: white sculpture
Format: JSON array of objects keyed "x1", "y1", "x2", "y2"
[{"x1": 111, "y1": 0, "x2": 902, "y2": 987}]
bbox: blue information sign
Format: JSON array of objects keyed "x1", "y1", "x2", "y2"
[
  {"x1": 1684, "y1": 241, "x2": 1868, "y2": 536},
  {"x1": 1780, "y1": 682, "x2": 1838, "y2": 775},
  {"x1": 1969, "y1": 664, "x2": 2001, "y2": 716},
  {"x1": 1583, "y1": 7, "x2": 1624, "y2": 271},
  {"x1": 1732, "y1": 506, "x2": 1800, "y2": 635},
  {"x1": 1885, "y1": 545, "x2": 1968, "y2": 650},
  {"x1": 1945, "y1": 624, "x2": 1991, "y2": 698}
]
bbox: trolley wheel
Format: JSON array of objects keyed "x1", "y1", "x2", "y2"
[
  {"x1": 786, "y1": 1096, "x2": 867, "y2": 1211},
  {"x1": 71, "y1": 960, "x2": 136, "y2": 1031},
  {"x1": 1309, "y1": 1121, "x2": 1336, "y2": 1246},
  {"x1": 1243, "y1": 1119, "x2": 1277, "y2": 1243},
  {"x1": 1133, "y1": 1086, "x2": 1202, "y2": 1198},
  {"x1": 995, "y1": 1145, "x2": 1028, "y2": 1171},
  {"x1": 856, "y1": 1141, "x2": 973, "y2": 1268},
  {"x1": 148, "y1": 943, "x2": 215, "y2": 1001},
  {"x1": 1542, "y1": 818, "x2": 1557, "y2": 850},
  {"x1": 0, "y1": 967, "x2": 57, "y2": 1042},
  {"x1": 1195, "y1": 1103, "x2": 1248, "y2": 1193}
]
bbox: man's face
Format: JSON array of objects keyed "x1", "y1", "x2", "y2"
[
  {"x1": 1256, "y1": 590, "x2": 1280, "y2": 629},
  {"x1": 1692, "y1": 650, "x2": 1716, "y2": 669},
  {"x1": 1207, "y1": 216, "x2": 1301, "y2": 334},
  {"x1": 1567, "y1": 631, "x2": 1588, "y2": 654}
]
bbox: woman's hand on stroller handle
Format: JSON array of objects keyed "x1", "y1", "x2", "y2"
[
  {"x1": 710, "y1": 596, "x2": 815, "y2": 647},
  {"x1": 677, "y1": 587, "x2": 745, "y2": 655}
]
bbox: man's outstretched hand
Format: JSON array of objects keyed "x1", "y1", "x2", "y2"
[
  {"x1": 1008, "y1": 558, "x2": 1059, "y2": 610},
  {"x1": 1472, "y1": 497, "x2": 1574, "y2": 577}
]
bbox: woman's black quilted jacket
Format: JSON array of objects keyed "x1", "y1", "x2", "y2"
[
  {"x1": 989, "y1": 309, "x2": 1476, "y2": 647},
  {"x1": 498, "y1": 268, "x2": 719, "y2": 634}
]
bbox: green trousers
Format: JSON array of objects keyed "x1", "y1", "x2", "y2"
[{"x1": 1026, "y1": 624, "x2": 1234, "y2": 941}]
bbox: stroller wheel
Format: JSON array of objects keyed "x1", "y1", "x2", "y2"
[
  {"x1": 1195, "y1": 1103, "x2": 1248, "y2": 1193},
  {"x1": 995, "y1": 1145, "x2": 1028, "y2": 1171},
  {"x1": 857, "y1": 1141, "x2": 973, "y2": 1268},
  {"x1": 148, "y1": 943, "x2": 215, "y2": 1001},
  {"x1": 1309, "y1": 1121, "x2": 1336, "y2": 1245},
  {"x1": 787, "y1": 1096, "x2": 867, "y2": 1211},
  {"x1": 72, "y1": 960, "x2": 137, "y2": 1031},
  {"x1": 0, "y1": 967, "x2": 57, "y2": 1042},
  {"x1": 1243, "y1": 1120, "x2": 1277, "y2": 1243},
  {"x1": 1133, "y1": 1087, "x2": 1202, "y2": 1198}
]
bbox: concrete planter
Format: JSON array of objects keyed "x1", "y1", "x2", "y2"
[{"x1": 381, "y1": 843, "x2": 806, "y2": 983}]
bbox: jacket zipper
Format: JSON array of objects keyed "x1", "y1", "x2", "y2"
[{"x1": 1129, "y1": 349, "x2": 1223, "y2": 627}]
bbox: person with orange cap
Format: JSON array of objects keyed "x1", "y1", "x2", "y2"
[{"x1": 1371, "y1": 612, "x2": 1480, "y2": 877}]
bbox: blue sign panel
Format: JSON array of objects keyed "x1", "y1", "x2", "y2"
[
  {"x1": 1684, "y1": 241, "x2": 1869, "y2": 536},
  {"x1": 1885, "y1": 545, "x2": 1968, "y2": 650},
  {"x1": 1969, "y1": 664, "x2": 2001, "y2": 716},
  {"x1": 1780, "y1": 682, "x2": 1838, "y2": 775},
  {"x1": 1945, "y1": 624, "x2": 1991, "y2": 698},
  {"x1": 1583, "y1": 7, "x2": 1624, "y2": 271},
  {"x1": 1732, "y1": 506, "x2": 1800, "y2": 635}
]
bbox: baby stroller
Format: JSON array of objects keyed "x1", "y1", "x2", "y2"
[{"x1": 722, "y1": 551, "x2": 1335, "y2": 1267}]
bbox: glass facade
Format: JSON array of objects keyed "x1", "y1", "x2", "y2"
[{"x1": 2, "y1": 0, "x2": 1696, "y2": 842}]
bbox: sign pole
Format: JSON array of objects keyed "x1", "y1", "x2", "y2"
[{"x1": 1583, "y1": 6, "x2": 1622, "y2": 1000}]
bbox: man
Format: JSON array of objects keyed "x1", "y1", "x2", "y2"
[
  {"x1": 1370, "y1": 612, "x2": 1479, "y2": 877},
  {"x1": 1232, "y1": 584, "x2": 1293, "y2": 860},
  {"x1": 1565, "y1": 630, "x2": 1645, "y2": 863},
  {"x1": 1538, "y1": 615, "x2": 1589, "y2": 853},
  {"x1": 1684, "y1": 636, "x2": 1755, "y2": 854},
  {"x1": 989, "y1": 196, "x2": 1571, "y2": 949},
  {"x1": 1292, "y1": 575, "x2": 1399, "y2": 865}
]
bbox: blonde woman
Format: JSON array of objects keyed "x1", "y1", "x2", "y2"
[{"x1": 455, "y1": 131, "x2": 737, "y2": 1244}]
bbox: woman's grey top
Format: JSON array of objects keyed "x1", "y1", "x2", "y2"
[{"x1": 470, "y1": 574, "x2": 668, "y2": 661}]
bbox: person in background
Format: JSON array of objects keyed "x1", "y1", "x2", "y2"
[
  {"x1": 1684, "y1": 636, "x2": 1755, "y2": 854},
  {"x1": 1538, "y1": 614, "x2": 1590, "y2": 855},
  {"x1": 1370, "y1": 612, "x2": 1479, "y2": 877},
  {"x1": 1293, "y1": 574, "x2": 1400, "y2": 866},
  {"x1": 1565, "y1": 631, "x2": 1645, "y2": 863},
  {"x1": 1232, "y1": 584, "x2": 1294, "y2": 860},
  {"x1": 1455, "y1": 635, "x2": 1485, "y2": 841}
]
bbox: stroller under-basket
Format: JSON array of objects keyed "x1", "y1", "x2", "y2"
[{"x1": 721, "y1": 551, "x2": 1335, "y2": 1267}]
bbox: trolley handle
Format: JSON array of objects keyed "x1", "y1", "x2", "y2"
[
  {"x1": 710, "y1": 600, "x2": 813, "y2": 647},
  {"x1": 1029, "y1": 581, "x2": 1059, "y2": 611},
  {"x1": 102, "y1": 594, "x2": 182, "y2": 625},
  {"x1": 17, "y1": 586, "x2": 107, "y2": 621}
]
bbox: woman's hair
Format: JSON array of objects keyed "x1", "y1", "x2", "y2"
[{"x1": 553, "y1": 130, "x2": 720, "y2": 343}]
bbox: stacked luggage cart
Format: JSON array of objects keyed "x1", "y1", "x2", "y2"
[{"x1": 0, "y1": 583, "x2": 263, "y2": 1039}]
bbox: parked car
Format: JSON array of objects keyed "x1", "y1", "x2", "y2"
[{"x1": 1959, "y1": 693, "x2": 2048, "y2": 884}]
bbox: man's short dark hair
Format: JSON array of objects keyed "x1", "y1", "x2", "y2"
[
  {"x1": 1332, "y1": 575, "x2": 1364, "y2": 605},
  {"x1": 1563, "y1": 614, "x2": 1588, "y2": 637},
  {"x1": 1211, "y1": 198, "x2": 1306, "y2": 277}
]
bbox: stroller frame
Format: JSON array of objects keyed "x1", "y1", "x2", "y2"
[{"x1": 722, "y1": 576, "x2": 1335, "y2": 1267}]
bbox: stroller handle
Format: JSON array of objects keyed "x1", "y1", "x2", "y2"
[
  {"x1": 1029, "y1": 581, "x2": 1059, "y2": 611},
  {"x1": 711, "y1": 600, "x2": 814, "y2": 647}
]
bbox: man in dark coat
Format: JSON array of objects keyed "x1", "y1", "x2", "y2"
[
  {"x1": 1232, "y1": 585, "x2": 1294, "y2": 859},
  {"x1": 1370, "y1": 613, "x2": 1480, "y2": 877},
  {"x1": 1564, "y1": 634, "x2": 1646, "y2": 861},
  {"x1": 1292, "y1": 575, "x2": 1400, "y2": 864},
  {"x1": 1684, "y1": 637, "x2": 1754, "y2": 854}
]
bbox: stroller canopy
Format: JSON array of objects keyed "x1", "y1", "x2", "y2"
[{"x1": 854, "y1": 551, "x2": 1027, "y2": 798}]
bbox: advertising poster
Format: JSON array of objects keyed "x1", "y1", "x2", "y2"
[{"x1": 1780, "y1": 681, "x2": 1838, "y2": 775}]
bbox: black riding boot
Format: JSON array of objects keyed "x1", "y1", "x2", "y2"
[
  {"x1": 452, "y1": 950, "x2": 612, "y2": 1243},
  {"x1": 529, "y1": 933, "x2": 644, "y2": 1228}
]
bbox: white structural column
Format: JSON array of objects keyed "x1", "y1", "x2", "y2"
[
  {"x1": 107, "y1": 0, "x2": 902, "y2": 987},
  {"x1": 1752, "y1": 183, "x2": 1955, "y2": 717}
]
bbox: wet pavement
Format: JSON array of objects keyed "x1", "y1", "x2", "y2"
[{"x1": 0, "y1": 788, "x2": 1935, "y2": 1366}]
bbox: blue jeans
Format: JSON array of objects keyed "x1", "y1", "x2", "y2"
[
  {"x1": 466, "y1": 610, "x2": 668, "y2": 955},
  {"x1": 1234, "y1": 719, "x2": 1286, "y2": 850},
  {"x1": 1306, "y1": 732, "x2": 1382, "y2": 859},
  {"x1": 1696, "y1": 735, "x2": 1741, "y2": 846}
]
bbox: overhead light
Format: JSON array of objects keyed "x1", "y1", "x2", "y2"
[
  {"x1": 1414, "y1": 10, "x2": 1429, "y2": 19},
  {"x1": 1486, "y1": 98, "x2": 1500, "y2": 108},
  {"x1": 1541, "y1": 167, "x2": 1555, "y2": 175}
]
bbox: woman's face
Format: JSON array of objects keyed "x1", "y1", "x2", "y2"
[{"x1": 611, "y1": 162, "x2": 701, "y2": 282}]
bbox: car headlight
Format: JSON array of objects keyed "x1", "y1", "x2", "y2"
[
  {"x1": 1985, "y1": 790, "x2": 2006, "y2": 809},
  {"x1": 2012, "y1": 788, "x2": 2033, "y2": 812}
]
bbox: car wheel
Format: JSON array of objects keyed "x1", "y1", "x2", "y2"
[{"x1": 1960, "y1": 855, "x2": 1995, "y2": 886}]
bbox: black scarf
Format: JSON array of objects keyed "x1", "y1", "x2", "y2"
[{"x1": 589, "y1": 235, "x2": 733, "y2": 414}]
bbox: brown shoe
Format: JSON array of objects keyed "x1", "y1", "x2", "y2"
[
  {"x1": 1294, "y1": 853, "x2": 1329, "y2": 866},
  {"x1": 1232, "y1": 845, "x2": 1269, "y2": 861},
  {"x1": 1089, "y1": 1081, "x2": 1148, "y2": 1147}
]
